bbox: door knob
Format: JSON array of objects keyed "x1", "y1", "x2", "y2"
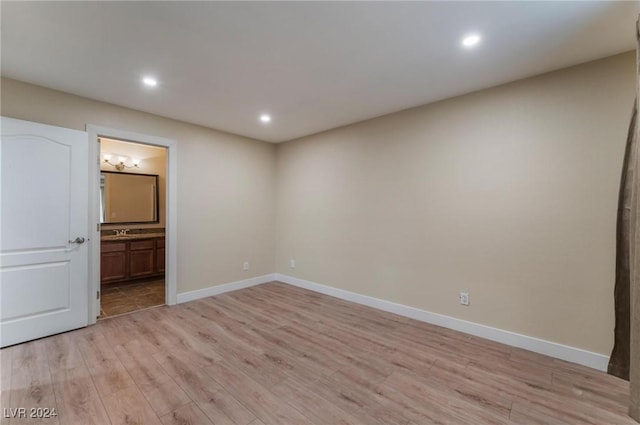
[{"x1": 68, "y1": 237, "x2": 86, "y2": 244}]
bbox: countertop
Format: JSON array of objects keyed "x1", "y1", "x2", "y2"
[{"x1": 100, "y1": 232, "x2": 165, "y2": 241}]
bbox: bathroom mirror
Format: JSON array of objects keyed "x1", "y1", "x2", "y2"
[{"x1": 100, "y1": 171, "x2": 159, "y2": 224}]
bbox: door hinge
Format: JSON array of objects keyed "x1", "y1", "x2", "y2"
[
  {"x1": 97, "y1": 290, "x2": 100, "y2": 300},
  {"x1": 97, "y1": 223, "x2": 100, "y2": 232}
]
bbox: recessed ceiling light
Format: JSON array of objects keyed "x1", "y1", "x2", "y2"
[
  {"x1": 462, "y1": 34, "x2": 481, "y2": 48},
  {"x1": 142, "y1": 76, "x2": 158, "y2": 87},
  {"x1": 260, "y1": 114, "x2": 271, "y2": 123}
]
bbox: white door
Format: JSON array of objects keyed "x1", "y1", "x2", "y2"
[{"x1": 1, "y1": 117, "x2": 89, "y2": 347}]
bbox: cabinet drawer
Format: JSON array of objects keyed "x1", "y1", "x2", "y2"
[
  {"x1": 130, "y1": 240, "x2": 154, "y2": 250},
  {"x1": 156, "y1": 237, "x2": 165, "y2": 248},
  {"x1": 101, "y1": 242, "x2": 127, "y2": 253}
]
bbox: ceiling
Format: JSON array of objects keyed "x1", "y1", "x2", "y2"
[{"x1": 1, "y1": 2, "x2": 637, "y2": 143}]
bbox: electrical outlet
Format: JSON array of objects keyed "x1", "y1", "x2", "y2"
[
  {"x1": 290, "y1": 259, "x2": 296, "y2": 269},
  {"x1": 459, "y1": 291, "x2": 470, "y2": 306},
  {"x1": 243, "y1": 261, "x2": 249, "y2": 271}
]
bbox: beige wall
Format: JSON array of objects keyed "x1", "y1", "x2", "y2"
[
  {"x1": 1, "y1": 51, "x2": 634, "y2": 355},
  {"x1": 100, "y1": 138, "x2": 167, "y2": 230},
  {"x1": 275, "y1": 51, "x2": 636, "y2": 355},
  {"x1": 1, "y1": 77, "x2": 277, "y2": 294}
]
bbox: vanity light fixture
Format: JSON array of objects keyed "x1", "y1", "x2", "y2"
[{"x1": 103, "y1": 153, "x2": 141, "y2": 171}]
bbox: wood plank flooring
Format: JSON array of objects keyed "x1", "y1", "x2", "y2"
[{"x1": 0, "y1": 281, "x2": 635, "y2": 425}]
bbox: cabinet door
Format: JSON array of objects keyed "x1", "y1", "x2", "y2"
[
  {"x1": 101, "y1": 242, "x2": 127, "y2": 283},
  {"x1": 156, "y1": 238, "x2": 165, "y2": 273},
  {"x1": 129, "y1": 250, "x2": 154, "y2": 278},
  {"x1": 129, "y1": 240, "x2": 155, "y2": 278}
]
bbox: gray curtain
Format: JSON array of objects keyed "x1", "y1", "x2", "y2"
[{"x1": 609, "y1": 17, "x2": 640, "y2": 422}]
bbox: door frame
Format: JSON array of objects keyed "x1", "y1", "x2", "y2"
[{"x1": 86, "y1": 125, "x2": 178, "y2": 324}]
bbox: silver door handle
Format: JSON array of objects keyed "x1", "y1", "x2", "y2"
[{"x1": 68, "y1": 237, "x2": 86, "y2": 244}]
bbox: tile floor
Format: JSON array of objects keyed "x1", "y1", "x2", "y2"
[{"x1": 99, "y1": 278, "x2": 165, "y2": 318}]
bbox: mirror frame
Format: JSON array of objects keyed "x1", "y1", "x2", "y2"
[{"x1": 100, "y1": 170, "x2": 160, "y2": 225}]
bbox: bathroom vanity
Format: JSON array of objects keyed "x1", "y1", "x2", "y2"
[{"x1": 100, "y1": 234, "x2": 165, "y2": 284}]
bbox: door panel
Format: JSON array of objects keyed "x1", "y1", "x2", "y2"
[
  {"x1": 1, "y1": 135, "x2": 71, "y2": 251},
  {"x1": 1, "y1": 261, "x2": 70, "y2": 320},
  {"x1": 1, "y1": 117, "x2": 89, "y2": 347}
]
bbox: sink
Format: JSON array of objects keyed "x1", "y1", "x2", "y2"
[{"x1": 101, "y1": 233, "x2": 165, "y2": 241}]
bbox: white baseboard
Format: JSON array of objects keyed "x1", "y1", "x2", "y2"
[
  {"x1": 177, "y1": 274, "x2": 277, "y2": 304},
  {"x1": 274, "y1": 273, "x2": 609, "y2": 371}
]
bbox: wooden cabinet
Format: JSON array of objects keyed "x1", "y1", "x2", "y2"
[
  {"x1": 129, "y1": 239, "x2": 155, "y2": 278},
  {"x1": 156, "y1": 238, "x2": 165, "y2": 274},
  {"x1": 100, "y1": 242, "x2": 127, "y2": 283},
  {"x1": 101, "y1": 237, "x2": 165, "y2": 284}
]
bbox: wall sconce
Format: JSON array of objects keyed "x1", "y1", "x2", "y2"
[{"x1": 102, "y1": 153, "x2": 141, "y2": 171}]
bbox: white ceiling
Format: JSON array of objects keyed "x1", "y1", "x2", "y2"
[{"x1": 1, "y1": 2, "x2": 637, "y2": 143}]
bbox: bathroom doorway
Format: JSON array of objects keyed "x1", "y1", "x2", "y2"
[{"x1": 98, "y1": 137, "x2": 168, "y2": 318}]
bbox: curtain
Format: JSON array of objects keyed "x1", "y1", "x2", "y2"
[
  {"x1": 631, "y1": 19, "x2": 640, "y2": 421},
  {"x1": 609, "y1": 17, "x2": 639, "y2": 421},
  {"x1": 609, "y1": 100, "x2": 636, "y2": 382}
]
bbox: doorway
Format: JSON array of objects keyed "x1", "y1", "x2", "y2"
[
  {"x1": 87, "y1": 125, "x2": 178, "y2": 324},
  {"x1": 98, "y1": 137, "x2": 167, "y2": 318}
]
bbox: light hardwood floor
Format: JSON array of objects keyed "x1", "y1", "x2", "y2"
[{"x1": 0, "y1": 281, "x2": 635, "y2": 425}]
